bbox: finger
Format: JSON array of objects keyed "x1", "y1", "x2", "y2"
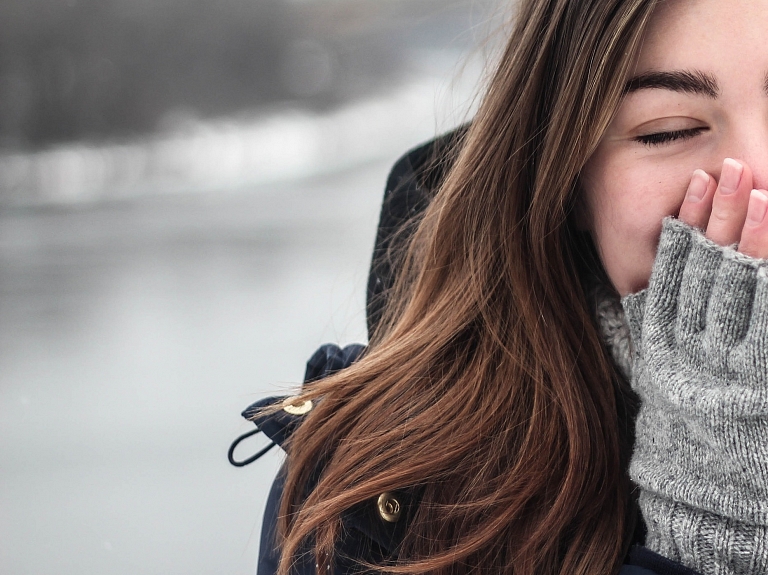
[
  {"x1": 677, "y1": 230, "x2": 722, "y2": 348},
  {"x1": 706, "y1": 158, "x2": 753, "y2": 246},
  {"x1": 704, "y1": 255, "x2": 756, "y2": 354},
  {"x1": 739, "y1": 189, "x2": 768, "y2": 259},
  {"x1": 678, "y1": 169, "x2": 716, "y2": 230}
]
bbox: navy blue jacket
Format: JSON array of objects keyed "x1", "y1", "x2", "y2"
[
  {"x1": 238, "y1": 344, "x2": 699, "y2": 575},
  {"x1": 231, "y1": 134, "x2": 703, "y2": 575}
]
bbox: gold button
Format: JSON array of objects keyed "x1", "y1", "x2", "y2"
[
  {"x1": 282, "y1": 396, "x2": 313, "y2": 416},
  {"x1": 376, "y1": 492, "x2": 401, "y2": 523}
]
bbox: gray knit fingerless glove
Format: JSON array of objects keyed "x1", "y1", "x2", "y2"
[{"x1": 622, "y1": 218, "x2": 768, "y2": 575}]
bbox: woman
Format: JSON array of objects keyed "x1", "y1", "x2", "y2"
[{"x1": 244, "y1": 0, "x2": 768, "y2": 573}]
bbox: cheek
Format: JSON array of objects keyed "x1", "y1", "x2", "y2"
[{"x1": 583, "y1": 155, "x2": 691, "y2": 295}]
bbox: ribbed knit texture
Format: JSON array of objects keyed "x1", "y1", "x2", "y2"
[{"x1": 619, "y1": 217, "x2": 768, "y2": 575}]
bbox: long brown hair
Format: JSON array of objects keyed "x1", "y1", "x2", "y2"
[{"x1": 276, "y1": 0, "x2": 657, "y2": 573}]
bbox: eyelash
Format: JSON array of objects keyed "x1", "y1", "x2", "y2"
[{"x1": 634, "y1": 127, "x2": 708, "y2": 146}]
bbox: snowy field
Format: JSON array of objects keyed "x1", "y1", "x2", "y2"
[{"x1": 0, "y1": 158, "x2": 388, "y2": 575}]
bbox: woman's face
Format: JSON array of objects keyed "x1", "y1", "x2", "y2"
[{"x1": 582, "y1": 0, "x2": 768, "y2": 296}]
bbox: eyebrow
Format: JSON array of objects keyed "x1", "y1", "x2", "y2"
[{"x1": 624, "y1": 70, "x2": 719, "y2": 98}]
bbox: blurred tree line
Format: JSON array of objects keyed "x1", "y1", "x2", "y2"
[{"x1": 0, "y1": 0, "x2": 488, "y2": 149}]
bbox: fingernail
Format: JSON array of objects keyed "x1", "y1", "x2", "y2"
[
  {"x1": 747, "y1": 189, "x2": 768, "y2": 225},
  {"x1": 687, "y1": 169, "x2": 709, "y2": 202},
  {"x1": 720, "y1": 158, "x2": 743, "y2": 194}
]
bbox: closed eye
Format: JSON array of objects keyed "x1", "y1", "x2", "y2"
[{"x1": 634, "y1": 127, "x2": 708, "y2": 146}]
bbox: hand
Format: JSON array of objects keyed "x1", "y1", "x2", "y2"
[
  {"x1": 621, "y1": 216, "x2": 768, "y2": 573},
  {"x1": 622, "y1": 159, "x2": 768, "y2": 574},
  {"x1": 678, "y1": 158, "x2": 768, "y2": 259}
]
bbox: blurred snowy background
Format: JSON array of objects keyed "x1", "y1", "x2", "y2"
[{"x1": 0, "y1": 1, "x2": 506, "y2": 573}]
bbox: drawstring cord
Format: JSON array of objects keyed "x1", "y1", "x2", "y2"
[{"x1": 228, "y1": 428, "x2": 276, "y2": 467}]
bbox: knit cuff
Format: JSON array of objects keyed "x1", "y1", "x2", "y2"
[{"x1": 640, "y1": 491, "x2": 768, "y2": 575}]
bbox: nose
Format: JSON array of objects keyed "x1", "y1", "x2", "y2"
[{"x1": 716, "y1": 123, "x2": 768, "y2": 190}]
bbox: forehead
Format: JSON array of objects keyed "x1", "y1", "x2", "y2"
[{"x1": 637, "y1": 0, "x2": 768, "y2": 76}]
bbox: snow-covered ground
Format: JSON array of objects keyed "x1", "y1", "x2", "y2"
[
  {"x1": 0, "y1": 51, "x2": 489, "y2": 575},
  {"x1": 0, "y1": 160, "x2": 387, "y2": 575}
]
